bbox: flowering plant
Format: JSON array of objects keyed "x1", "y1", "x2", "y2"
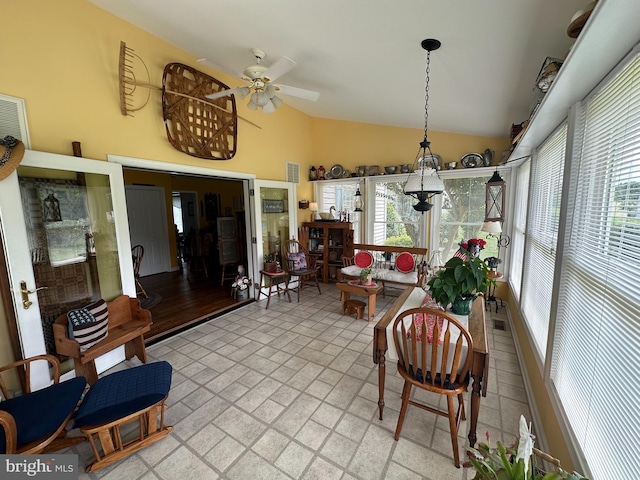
[
  {"x1": 461, "y1": 238, "x2": 487, "y2": 258},
  {"x1": 232, "y1": 276, "x2": 252, "y2": 291},
  {"x1": 465, "y1": 416, "x2": 588, "y2": 480}
]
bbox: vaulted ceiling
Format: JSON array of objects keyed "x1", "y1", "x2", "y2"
[{"x1": 89, "y1": 0, "x2": 586, "y2": 138}]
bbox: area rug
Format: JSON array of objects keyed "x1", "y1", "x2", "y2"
[{"x1": 138, "y1": 292, "x2": 162, "y2": 310}]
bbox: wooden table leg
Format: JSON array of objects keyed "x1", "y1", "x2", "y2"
[
  {"x1": 368, "y1": 293, "x2": 377, "y2": 322},
  {"x1": 468, "y1": 372, "x2": 482, "y2": 446},
  {"x1": 341, "y1": 291, "x2": 349, "y2": 314}
]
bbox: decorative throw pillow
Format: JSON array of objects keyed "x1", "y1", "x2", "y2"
[
  {"x1": 395, "y1": 252, "x2": 415, "y2": 273},
  {"x1": 410, "y1": 294, "x2": 444, "y2": 344},
  {"x1": 67, "y1": 299, "x2": 109, "y2": 352},
  {"x1": 288, "y1": 251, "x2": 307, "y2": 271},
  {"x1": 354, "y1": 251, "x2": 374, "y2": 268}
]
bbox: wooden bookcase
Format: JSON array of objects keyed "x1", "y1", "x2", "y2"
[{"x1": 300, "y1": 222, "x2": 354, "y2": 283}]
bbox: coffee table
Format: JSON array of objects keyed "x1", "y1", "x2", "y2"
[{"x1": 337, "y1": 281, "x2": 384, "y2": 322}]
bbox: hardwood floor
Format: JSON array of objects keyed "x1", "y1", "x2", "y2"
[{"x1": 139, "y1": 264, "x2": 252, "y2": 343}]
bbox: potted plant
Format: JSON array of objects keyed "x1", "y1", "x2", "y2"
[
  {"x1": 263, "y1": 252, "x2": 278, "y2": 272},
  {"x1": 359, "y1": 267, "x2": 373, "y2": 285},
  {"x1": 466, "y1": 415, "x2": 588, "y2": 480},
  {"x1": 427, "y1": 238, "x2": 493, "y2": 315}
]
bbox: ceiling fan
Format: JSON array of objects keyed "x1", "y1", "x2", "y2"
[{"x1": 199, "y1": 48, "x2": 320, "y2": 113}]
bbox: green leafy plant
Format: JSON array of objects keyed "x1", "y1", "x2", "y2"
[
  {"x1": 264, "y1": 252, "x2": 277, "y2": 263},
  {"x1": 427, "y1": 241, "x2": 493, "y2": 308},
  {"x1": 360, "y1": 267, "x2": 372, "y2": 276},
  {"x1": 466, "y1": 416, "x2": 588, "y2": 480}
]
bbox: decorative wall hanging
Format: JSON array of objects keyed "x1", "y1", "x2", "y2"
[
  {"x1": 117, "y1": 42, "x2": 261, "y2": 159},
  {"x1": 162, "y1": 62, "x2": 238, "y2": 160}
]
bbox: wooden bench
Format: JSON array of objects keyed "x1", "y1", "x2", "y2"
[
  {"x1": 53, "y1": 295, "x2": 152, "y2": 385},
  {"x1": 340, "y1": 243, "x2": 428, "y2": 294}
]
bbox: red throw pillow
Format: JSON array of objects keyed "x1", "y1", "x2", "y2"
[
  {"x1": 354, "y1": 251, "x2": 373, "y2": 268},
  {"x1": 395, "y1": 252, "x2": 415, "y2": 273}
]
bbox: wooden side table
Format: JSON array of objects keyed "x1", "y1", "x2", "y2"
[
  {"x1": 337, "y1": 281, "x2": 384, "y2": 322},
  {"x1": 256, "y1": 270, "x2": 291, "y2": 309}
]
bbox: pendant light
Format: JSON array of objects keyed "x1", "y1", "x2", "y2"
[
  {"x1": 485, "y1": 168, "x2": 505, "y2": 222},
  {"x1": 403, "y1": 39, "x2": 444, "y2": 213}
]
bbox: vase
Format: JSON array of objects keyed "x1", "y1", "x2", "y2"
[
  {"x1": 264, "y1": 261, "x2": 277, "y2": 273},
  {"x1": 235, "y1": 288, "x2": 249, "y2": 301},
  {"x1": 451, "y1": 294, "x2": 473, "y2": 315},
  {"x1": 360, "y1": 274, "x2": 372, "y2": 285}
]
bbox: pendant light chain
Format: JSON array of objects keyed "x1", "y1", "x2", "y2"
[{"x1": 423, "y1": 49, "x2": 431, "y2": 146}]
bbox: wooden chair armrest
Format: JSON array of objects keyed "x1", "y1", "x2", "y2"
[
  {"x1": 0, "y1": 410, "x2": 18, "y2": 453},
  {"x1": 0, "y1": 354, "x2": 61, "y2": 397},
  {"x1": 53, "y1": 321, "x2": 81, "y2": 358}
]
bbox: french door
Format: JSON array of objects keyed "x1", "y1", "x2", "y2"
[
  {"x1": 0, "y1": 150, "x2": 135, "y2": 390},
  {"x1": 250, "y1": 180, "x2": 297, "y2": 290}
]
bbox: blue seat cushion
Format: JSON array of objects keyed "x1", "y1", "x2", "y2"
[
  {"x1": 0, "y1": 376, "x2": 86, "y2": 453},
  {"x1": 74, "y1": 361, "x2": 172, "y2": 428}
]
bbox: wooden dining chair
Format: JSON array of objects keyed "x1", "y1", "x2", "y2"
[
  {"x1": 283, "y1": 238, "x2": 321, "y2": 302},
  {"x1": 392, "y1": 307, "x2": 473, "y2": 467},
  {"x1": 131, "y1": 244, "x2": 148, "y2": 298}
]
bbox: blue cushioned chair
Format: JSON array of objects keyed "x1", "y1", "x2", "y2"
[
  {"x1": 0, "y1": 354, "x2": 86, "y2": 454},
  {"x1": 74, "y1": 361, "x2": 173, "y2": 472}
]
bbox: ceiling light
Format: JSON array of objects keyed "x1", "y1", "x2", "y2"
[
  {"x1": 403, "y1": 39, "x2": 444, "y2": 213},
  {"x1": 485, "y1": 169, "x2": 506, "y2": 222}
]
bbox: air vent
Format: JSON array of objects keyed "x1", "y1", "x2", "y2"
[
  {"x1": 0, "y1": 93, "x2": 31, "y2": 148},
  {"x1": 286, "y1": 161, "x2": 300, "y2": 184}
]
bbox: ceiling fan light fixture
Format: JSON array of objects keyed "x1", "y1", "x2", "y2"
[
  {"x1": 251, "y1": 90, "x2": 270, "y2": 107},
  {"x1": 236, "y1": 86, "x2": 251, "y2": 100},
  {"x1": 403, "y1": 38, "x2": 444, "y2": 214},
  {"x1": 270, "y1": 95, "x2": 283, "y2": 109}
]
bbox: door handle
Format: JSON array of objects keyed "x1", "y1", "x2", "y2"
[{"x1": 20, "y1": 280, "x2": 48, "y2": 310}]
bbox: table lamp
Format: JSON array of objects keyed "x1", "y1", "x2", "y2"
[{"x1": 309, "y1": 202, "x2": 319, "y2": 222}]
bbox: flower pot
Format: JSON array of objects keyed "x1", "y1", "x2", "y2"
[
  {"x1": 263, "y1": 261, "x2": 277, "y2": 273},
  {"x1": 235, "y1": 288, "x2": 249, "y2": 300},
  {"x1": 451, "y1": 294, "x2": 473, "y2": 315},
  {"x1": 360, "y1": 274, "x2": 372, "y2": 285}
]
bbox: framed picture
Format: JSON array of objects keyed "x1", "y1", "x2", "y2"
[
  {"x1": 187, "y1": 201, "x2": 194, "y2": 216},
  {"x1": 262, "y1": 199, "x2": 284, "y2": 213}
]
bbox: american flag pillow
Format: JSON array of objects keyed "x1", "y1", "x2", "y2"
[{"x1": 67, "y1": 299, "x2": 109, "y2": 352}]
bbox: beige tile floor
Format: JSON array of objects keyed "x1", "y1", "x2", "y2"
[{"x1": 68, "y1": 284, "x2": 531, "y2": 480}]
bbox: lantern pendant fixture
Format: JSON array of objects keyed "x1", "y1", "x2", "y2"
[
  {"x1": 485, "y1": 168, "x2": 505, "y2": 222},
  {"x1": 354, "y1": 183, "x2": 363, "y2": 212},
  {"x1": 403, "y1": 38, "x2": 445, "y2": 213}
]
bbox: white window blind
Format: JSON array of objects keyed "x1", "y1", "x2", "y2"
[
  {"x1": 521, "y1": 123, "x2": 567, "y2": 360},
  {"x1": 509, "y1": 160, "x2": 530, "y2": 300},
  {"x1": 550, "y1": 50, "x2": 640, "y2": 480}
]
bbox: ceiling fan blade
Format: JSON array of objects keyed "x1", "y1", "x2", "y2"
[
  {"x1": 274, "y1": 84, "x2": 320, "y2": 102},
  {"x1": 197, "y1": 58, "x2": 243, "y2": 79},
  {"x1": 205, "y1": 88, "x2": 235, "y2": 100},
  {"x1": 263, "y1": 56, "x2": 297, "y2": 82}
]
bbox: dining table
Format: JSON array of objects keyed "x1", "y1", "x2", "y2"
[{"x1": 372, "y1": 287, "x2": 490, "y2": 446}]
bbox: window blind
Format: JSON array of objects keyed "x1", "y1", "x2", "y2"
[
  {"x1": 521, "y1": 124, "x2": 567, "y2": 359},
  {"x1": 550, "y1": 49, "x2": 640, "y2": 480},
  {"x1": 509, "y1": 160, "x2": 530, "y2": 300}
]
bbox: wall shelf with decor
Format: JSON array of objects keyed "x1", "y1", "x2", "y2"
[
  {"x1": 508, "y1": 0, "x2": 640, "y2": 164},
  {"x1": 300, "y1": 222, "x2": 354, "y2": 283}
]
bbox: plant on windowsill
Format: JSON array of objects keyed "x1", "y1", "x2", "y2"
[
  {"x1": 426, "y1": 238, "x2": 493, "y2": 315},
  {"x1": 465, "y1": 415, "x2": 588, "y2": 480}
]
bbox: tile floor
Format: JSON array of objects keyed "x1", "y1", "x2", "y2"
[{"x1": 68, "y1": 284, "x2": 531, "y2": 480}]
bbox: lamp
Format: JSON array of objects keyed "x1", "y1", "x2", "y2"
[
  {"x1": 354, "y1": 183, "x2": 363, "y2": 212},
  {"x1": 309, "y1": 202, "x2": 319, "y2": 222},
  {"x1": 481, "y1": 221, "x2": 511, "y2": 271},
  {"x1": 485, "y1": 169, "x2": 506, "y2": 222},
  {"x1": 403, "y1": 38, "x2": 445, "y2": 213},
  {"x1": 246, "y1": 83, "x2": 282, "y2": 113}
]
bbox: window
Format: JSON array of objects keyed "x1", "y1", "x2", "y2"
[
  {"x1": 436, "y1": 173, "x2": 506, "y2": 262},
  {"x1": 315, "y1": 179, "x2": 362, "y2": 243},
  {"x1": 509, "y1": 160, "x2": 530, "y2": 300},
  {"x1": 520, "y1": 123, "x2": 567, "y2": 360},
  {"x1": 550, "y1": 49, "x2": 640, "y2": 480},
  {"x1": 367, "y1": 177, "x2": 426, "y2": 247}
]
